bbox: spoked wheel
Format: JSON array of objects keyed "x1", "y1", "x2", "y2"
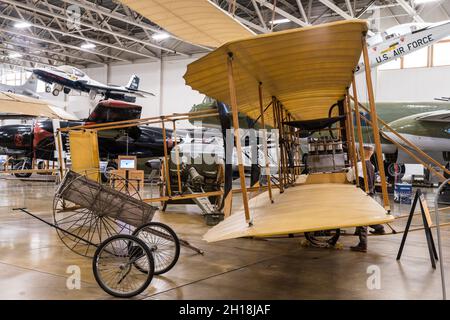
[
  {"x1": 132, "y1": 222, "x2": 180, "y2": 275},
  {"x1": 53, "y1": 169, "x2": 145, "y2": 257},
  {"x1": 93, "y1": 234, "x2": 155, "y2": 298},
  {"x1": 304, "y1": 229, "x2": 341, "y2": 247}
]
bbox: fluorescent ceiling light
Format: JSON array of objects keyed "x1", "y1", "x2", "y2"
[
  {"x1": 8, "y1": 53, "x2": 22, "y2": 59},
  {"x1": 270, "y1": 18, "x2": 291, "y2": 25},
  {"x1": 415, "y1": 0, "x2": 440, "y2": 4},
  {"x1": 80, "y1": 43, "x2": 96, "y2": 50},
  {"x1": 14, "y1": 21, "x2": 32, "y2": 29},
  {"x1": 152, "y1": 32, "x2": 171, "y2": 41}
]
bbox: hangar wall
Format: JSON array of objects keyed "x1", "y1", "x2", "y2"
[
  {"x1": 34, "y1": 57, "x2": 450, "y2": 123},
  {"x1": 376, "y1": 66, "x2": 450, "y2": 102},
  {"x1": 80, "y1": 56, "x2": 205, "y2": 122}
]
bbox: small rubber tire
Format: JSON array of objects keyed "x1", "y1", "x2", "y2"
[{"x1": 92, "y1": 234, "x2": 154, "y2": 298}]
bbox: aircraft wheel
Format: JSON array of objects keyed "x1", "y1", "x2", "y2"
[
  {"x1": 13, "y1": 160, "x2": 32, "y2": 178},
  {"x1": 101, "y1": 161, "x2": 118, "y2": 183},
  {"x1": 52, "y1": 88, "x2": 60, "y2": 96},
  {"x1": 304, "y1": 229, "x2": 341, "y2": 247},
  {"x1": 45, "y1": 85, "x2": 51, "y2": 93}
]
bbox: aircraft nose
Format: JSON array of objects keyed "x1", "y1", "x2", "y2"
[
  {"x1": 0, "y1": 125, "x2": 33, "y2": 149},
  {"x1": 0, "y1": 126, "x2": 16, "y2": 149},
  {"x1": 32, "y1": 69, "x2": 44, "y2": 77}
]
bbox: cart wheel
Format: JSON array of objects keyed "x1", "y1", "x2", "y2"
[
  {"x1": 132, "y1": 222, "x2": 180, "y2": 275},
  {"x1": 304, "y1": 229, "x2": 341, "y2": 247},
  {"x1": 93, "y1": 234, "x2": 155, "y2": 298},
  {"x1": 53, "y1": 169, "x2": 147, "y2": 257}
]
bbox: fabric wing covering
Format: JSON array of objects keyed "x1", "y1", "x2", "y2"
[
  {"x1": 203, "y1": 183, "x2": 394, "y2": 242},
  {"x1": 0, "y1": 92, "x2": 76, "y2": 120},
  {"x1": 118, "y1": 0, "x2": 254, "y2": 48},
  {"x1": 184, "y1": 20, "x2": 368, "y2": 124}
]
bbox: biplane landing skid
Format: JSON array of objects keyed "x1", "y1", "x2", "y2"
[{"x1": 203, "y1": 182, "x2": 394, "y2": 243}]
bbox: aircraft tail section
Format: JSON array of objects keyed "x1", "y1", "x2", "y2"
[
  {"x1": 0, "y1": 74, "x2": 39, "y2": 98},
  {"x1": 126, "y1": 75, "x2": 140, "y2": 91},
  {"x1": 22, "y1": 74, "x2": 38, "y2": 92}
]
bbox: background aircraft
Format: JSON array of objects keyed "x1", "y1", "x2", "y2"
[
  {"x1": 0, "y1": 99, "x2": 172, "y2": 177},
  {"x1": 0, "y1": 74, "x2": 39, "y2": 98},
  {"x1": 32, "y1": 65, "x2": 154, "y2": 102},
  {"x1": 188, "y1": 98, "x2": 450, "y2": 181},
  {"x1": 356, "y1": 20, "x2": 450, "y2": 73},
  {"x1": 380, "y1": 108, "x2": 450, "y2": 179}
]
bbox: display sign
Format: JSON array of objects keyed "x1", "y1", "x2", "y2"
[{"x1": 118, "y1": 155, "x2": 137, "y2": 170}]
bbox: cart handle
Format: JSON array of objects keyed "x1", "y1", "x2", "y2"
[{"x1": 13, "y1": 208, "x2": 99, "y2": 248}]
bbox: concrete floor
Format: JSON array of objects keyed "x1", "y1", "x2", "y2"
[{"x1": 0, "y1": 176, "x2": 449, "y2": 300}]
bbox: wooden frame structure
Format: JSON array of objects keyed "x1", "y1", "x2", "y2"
[
  {"x1": 0, "y1": 156, "x2": 58, "y2": 176},
  {"x1": 57, "y1": 109, "x2": 235, "y2": 206}
]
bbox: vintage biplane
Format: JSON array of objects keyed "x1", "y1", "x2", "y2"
[{"x1": 182, "y1": 20, "x2": 450, "y2": 243}]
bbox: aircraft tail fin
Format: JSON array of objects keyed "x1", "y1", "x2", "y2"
[
  {"x1": 23, "y1": 74, "x2": 38, "y2": 90},
  {"x1": 126, "y1": 75, "x2": 140, "y2": 91}
]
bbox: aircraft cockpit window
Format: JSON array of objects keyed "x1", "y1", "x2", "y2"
[
  {"x1": 384, "y1": 32, "x2": 399, "y2": 41},
  {"x1": 72, "y1": 68, "x2": 85, "y2": 77},
  {"x1": 58, "y1": 65, "x2": 73, "y2": 74},
  {"x1": 202, "y1": 96, "x2": 216, "y2": 104}
]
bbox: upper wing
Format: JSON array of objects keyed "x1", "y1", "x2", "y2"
[
  {"x1": 118, "y1": 0, "x2": 254, "y2": 48},
  {"x1": 0, "y1": 92, "x2": 73, "y2": 119},
  {"x1": 184, "y1": 20, "x2": 367, "y2": 123}
]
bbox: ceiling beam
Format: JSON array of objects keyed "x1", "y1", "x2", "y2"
[
  {"x1": 0, "y1": 13, "x2": 155, "y2": 61},
  {"x1": 295, "y1": 0, "x2": 309, "y2": 23},
  {"x1": 0, "y1": 60, "x2": 33, "y2": 70},
  {"x1": 318, "y1": 0, "x2": 353, "y2": 20},
  {"x1": 0, "y1": 45, "x2": 78, "y2": 66},
  {"x1": 439, "y1": 2, "x2": 450, "y2": 19},
  {"x1": 0, "y1": 38, "x2": 100, "y2": 65},
  {"x1": 255, "y1": 0, "x2": 310, "y2": 27},
  {"x1": 0, "y1": 27, "x2": 110, "y2": 64},
  {"x1": 345, "y1": 0, "x2": 354, "y2": 17},
  {"x1": 317, "y1": 0, "x2": 375, "y2": 36},
  {"x1": 0, "y1": 55, "x2": 54, "y2": 67},
  {"x1": 395, "y1": 0, "x2": 425, "y2": 23},
  {"x1": 234, "y1": 16, "x2": 268, "y2": 33},
  {"x1": 60, "y1": 0, "x2": 212, "y2": 52},
  {"x1": 2, "y1": 0, "x2": 187, "y2": 57},
  {"x1": 250, "y1": 0, "x2": 269, "y2": 31}
]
